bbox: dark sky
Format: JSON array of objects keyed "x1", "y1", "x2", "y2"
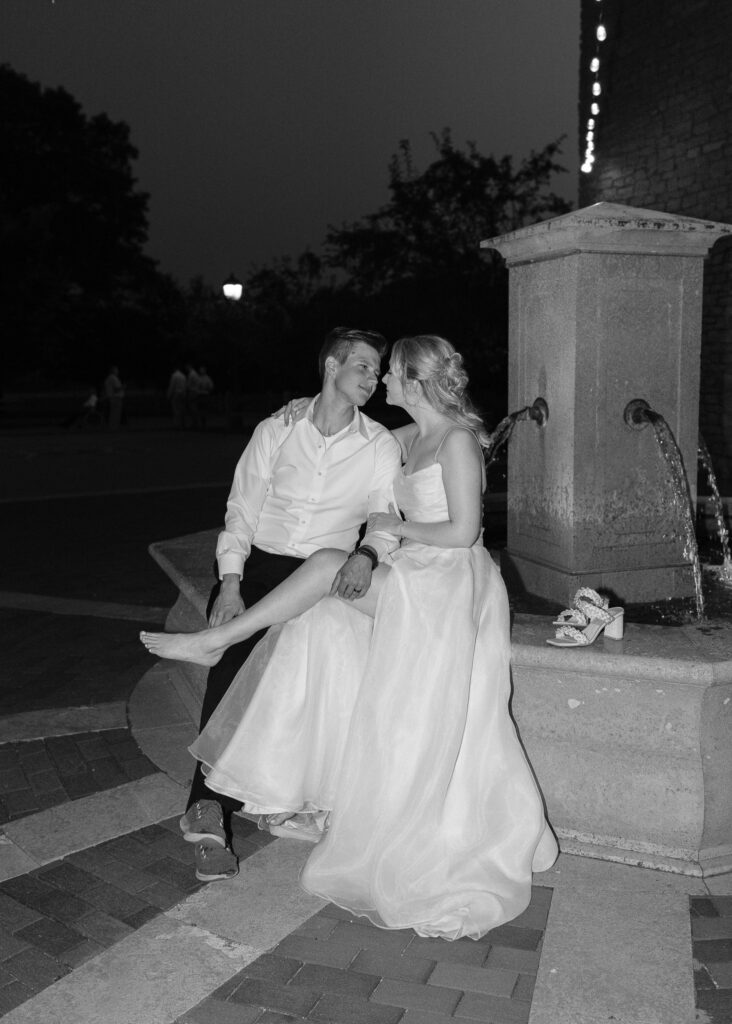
[{"x1": 2, "y1": 0, "x2": 579, "y2": 287}]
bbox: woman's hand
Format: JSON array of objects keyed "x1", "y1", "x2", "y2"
[
  {"x1": 271, "y1": 397, "x2": 311, "y2": 425},
  {"x1": 367, "y1": 503, "x2": 404, "y2": 538}
]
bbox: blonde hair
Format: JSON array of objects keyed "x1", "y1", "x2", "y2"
[{"x1": 390, "y1": 335, "x2": 491, "y2": 449}]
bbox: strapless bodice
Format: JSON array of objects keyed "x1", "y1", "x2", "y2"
[{"x1": 394, "y1": 463, "x2": 448, "y2": 523}]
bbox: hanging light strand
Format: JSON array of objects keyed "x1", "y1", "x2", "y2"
[{"x1": 581, "y1": 0, "x2": 606, "y2": 174}]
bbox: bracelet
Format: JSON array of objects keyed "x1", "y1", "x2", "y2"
[{"x1": 352, "y1": 544, "x2": 378, "y2": 570}]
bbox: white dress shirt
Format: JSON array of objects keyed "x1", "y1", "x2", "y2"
[{"x1": 216, "y1": 398, "x2": 402, "y2": 578}]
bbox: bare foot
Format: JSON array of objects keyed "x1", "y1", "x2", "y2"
[
  {"x1": 266, "y1": 812, "x2": 294, "y2": 827},
  {"x1": 139, "y1": 629, "x2": 225, "y2": 667}
]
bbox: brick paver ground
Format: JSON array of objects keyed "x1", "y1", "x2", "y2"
[
  {"x1": 177, "y1": 886, "x2": 552, "y2": 1024},
  {"x1": 691, "y1": 894, "x2": 732, "y2": 1023},
  {"x1": 0, "y1": 609, "x2": 164, "y2": 714},
  {"x1": 0, "y1": 814, "x2": 272, "y2": 1016},
  {"x1": 1, "y1": 428, "x2": 720, "y2": 1021},
  {"x1": 0, "y1": 728, "x2": 158, "y2": 824}
]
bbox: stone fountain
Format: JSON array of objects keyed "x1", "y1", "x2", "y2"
[
  {"x1": 480, "y1": 202, "x2": 732, "y2": 878},
  {"x1": 144, "y1": 202, "x2": 732, "y2": 880},
  {"x1": 482, "y1": 201, "x2": 730, "y2": 605}
]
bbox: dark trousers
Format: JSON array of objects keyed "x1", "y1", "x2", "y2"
[{"x1": 187, "y1": 546, "x2": 304, "y2": 813}]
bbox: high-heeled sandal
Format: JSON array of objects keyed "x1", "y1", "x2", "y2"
[
  {"x1": 546, "y1": 602, "x2": 624, "y2": 647},
  {"x1": 552, "y1": 587, "x2": 611, "y2": 627}
]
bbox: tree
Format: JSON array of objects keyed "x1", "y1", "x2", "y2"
[
  {"x1": 0, "y1": 64, "x2": 177, "y2": 387},
  {"x1": 325, "y1": 131, "x2": 570, "y2": 295},
  {"x1": 242, "y1": 132, "x2": 572, "y2": 419}
]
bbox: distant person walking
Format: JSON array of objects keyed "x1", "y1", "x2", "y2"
[
  {"x1": 198, "y1": 366, "x2": 214, "y2": 429},
  {"x1": 167, "y1": 364, "x2": 187, "y2": 429},
  {"x1": 186, "y1": 363, "x2": 204, "y2": 429},
  {"x1": 104, "y1": 366, "x2": 125, "y2": 430}
]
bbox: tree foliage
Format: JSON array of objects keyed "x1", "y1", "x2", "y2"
[
  {"x1": 241, "y1": 132, "x2": 572, "y2": 417},
  {"x1": 325, "y1": 130, "x2": 570, "y2": 295},
  {"x1": 0, "y1": 64, "x2": 178, "y2": 387},
  {"x1": 0, "y1": 61, "x2": 572, "y2": 413}
]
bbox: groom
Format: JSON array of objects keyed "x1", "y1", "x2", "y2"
[{"x1": 181, "y1": 327, "x2": 401, "y2": 881}]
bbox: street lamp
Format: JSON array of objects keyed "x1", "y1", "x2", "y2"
[{"x1": 222, "y1": 273, "x2": 243, "y2": 302}]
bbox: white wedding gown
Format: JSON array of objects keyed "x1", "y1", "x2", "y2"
[{"x1": 190, "y1": 460, "x2": 557, "y2": 940}]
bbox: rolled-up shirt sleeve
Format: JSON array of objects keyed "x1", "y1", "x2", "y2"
[
  {"x1": 361, "y1": 429, "x2": 402, "y2": 561},
  {"x1": 215, "y1": 419, "x2": 280, "y2": 578}
]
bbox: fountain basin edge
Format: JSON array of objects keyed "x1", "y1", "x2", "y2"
[{"x1": 149, "y1": 530, "x2": 732, "y2": 879}]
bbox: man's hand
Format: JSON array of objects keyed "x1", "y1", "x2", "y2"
[
  {"x1": 330, "y1": 553, "x2": 373, "y2": 600},
  {"x1": 209, "y1": 577, "x2": 246, "y2": 626}
]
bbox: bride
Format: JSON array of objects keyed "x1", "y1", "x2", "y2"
[{"x1": 141, "y1": 334, "x2": 558, "y2": 940}]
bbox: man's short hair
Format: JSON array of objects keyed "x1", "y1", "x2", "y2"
[{"x1": 318, "y1": 327, "x2": 388, "y2": 381}]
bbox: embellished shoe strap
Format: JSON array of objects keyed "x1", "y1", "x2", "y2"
[
  {"x1": 575, "y1": 599, "x2": 612, "y2": 624},
  {"x1": 554, "y1": 625, "x2": 590, "y2": 644},
  {"x1": 555, "y1": 607, "x2": 587, "y2": 626}
]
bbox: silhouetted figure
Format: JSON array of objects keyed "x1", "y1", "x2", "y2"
[
  {"x1": 167, "y1": 364, "x2": 187, "y2": 428},
  {"x1": 186, "y1": 363, "x2": 204, "y2": 429},
  {"x1": 198, "y1": 365, "x2": 214, "y2": 429},
  {"x1": 103, "y1": 366, "x2": 124, "y2": 430}
]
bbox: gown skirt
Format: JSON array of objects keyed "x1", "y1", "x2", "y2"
[{"x1": 190, "y1": 463, "x2": 558, "y2": 940}]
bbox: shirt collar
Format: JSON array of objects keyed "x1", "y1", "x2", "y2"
[{"x1": 307, "y1": 395, "x2": 370, "y2": 440}]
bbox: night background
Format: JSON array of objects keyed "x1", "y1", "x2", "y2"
[{"x1": 1, "y1": 0, "x2": 579, "y2": 419}]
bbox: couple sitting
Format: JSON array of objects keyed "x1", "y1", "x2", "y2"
[{"x1": 141, "y1": 327, "x2": 557, "y2": 941}]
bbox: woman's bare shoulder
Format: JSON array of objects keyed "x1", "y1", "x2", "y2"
[
  {"x1": 436, "y1": 426, "x2": 482, "y2": 462},
  {"x1": 391, "y1": 423, "x2": 419, "y2": 460}
]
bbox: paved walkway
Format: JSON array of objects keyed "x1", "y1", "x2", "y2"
[
  {"x1": 0, "y1": 428, "x2": 730, "y2": 1022},
  {"x1": 0, "y1": 599, "x2": 729, "y2": 1023}
]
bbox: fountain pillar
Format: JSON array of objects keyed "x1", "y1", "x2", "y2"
[{"x1": 482, "y1": 202, "x2": 732, "y2": 604}]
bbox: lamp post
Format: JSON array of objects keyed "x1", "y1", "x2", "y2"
[
  {"x1": 222, "y1": 273, "x2": 243, "y2": 302},
  {"x1": 220, "y1": 274, "x2": 245, "y2": 429}
]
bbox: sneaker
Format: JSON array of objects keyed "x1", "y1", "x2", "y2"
[
  {"x1": 180, "y1": 799, "x2": 226, "y2": 847},
  {"x1": 194, "y1": 841, "x2": 238, "y2": 882}
]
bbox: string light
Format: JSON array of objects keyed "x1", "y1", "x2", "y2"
[{"x1": 582, "y1": 1, "x2": 607, "y2": 174}]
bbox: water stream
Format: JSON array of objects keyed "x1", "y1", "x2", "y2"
[
  {"x1": 487, "y1": 399, "x2": 732, "y2": 624},
  {"x1": 643, "y1": 410, "x2": 705, "y2": 619},
  {"x1": 698, "y1": 434, "x2": 732, "y2": 577}
]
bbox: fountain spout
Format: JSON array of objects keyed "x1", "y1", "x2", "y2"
[
  {"x1": 623, "y1": 398, "x2": 652, "y2": 430},
  {"x1": 485, "y1": 398, "x2": 548, "y2": 468},
  {"x1": 526, "y1": 397, "x2": 549, "y2": 427}
]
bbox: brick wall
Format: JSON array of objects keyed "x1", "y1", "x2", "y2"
[{"x1": 579, "y1": 0, "x2": 732, "y2": 491}]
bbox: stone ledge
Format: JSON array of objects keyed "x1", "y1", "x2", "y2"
[{"x1": 148, "y1": 531, "x2": 732, "y2": 878}]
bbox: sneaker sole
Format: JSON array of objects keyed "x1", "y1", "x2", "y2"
[{"x1": 179, "y1": 816, "x2": 227, "y2": 848}]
